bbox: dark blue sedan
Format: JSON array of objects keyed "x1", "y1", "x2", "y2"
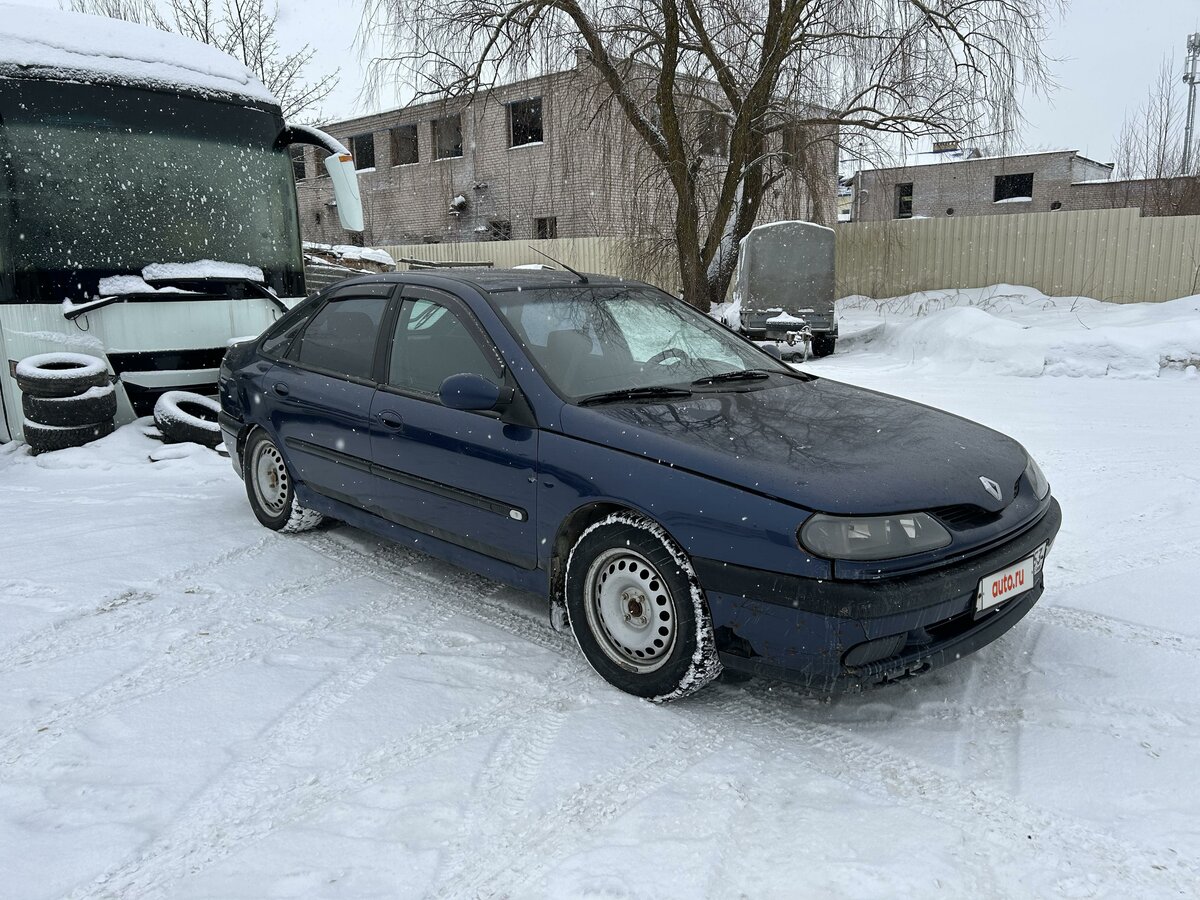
[{"x1": 217, "y1": 269, "x2": 1061, "y2": 701}]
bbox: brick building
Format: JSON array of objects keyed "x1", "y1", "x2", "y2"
[
  {"x1": 294, "y1": 62, "x2": 836, "y2": 248},
  {"x1": 850, "y1": 149, "x2": 1117, "y2": 222}
]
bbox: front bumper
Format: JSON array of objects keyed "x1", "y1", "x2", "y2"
[{"x1": 697, "y1": 498, "x2": 1062, "y2": 692}]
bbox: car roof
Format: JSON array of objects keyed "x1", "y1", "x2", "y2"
[{"x1": 345, "y1": 267, "x2": 650, "y2": 296}]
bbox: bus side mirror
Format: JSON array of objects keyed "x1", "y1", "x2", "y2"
[{"x1": 323, "y1": 152, "x2": 364, "y2": 232}]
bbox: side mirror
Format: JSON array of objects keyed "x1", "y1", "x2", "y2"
[
  {"x1": 323, "y1": 152, "x2": 364, "y2": 232},
  {"x1": 761, "y1": 343, "x2": 783, "y2": 361},
  {"x1": 280, "y1": 124, "x2": 365, "y2": 233},
  {"x1": 439, "y1": 373, "x2": 515, "y2": 412}
]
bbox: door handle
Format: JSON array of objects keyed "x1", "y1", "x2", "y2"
[
  {"x1": 272, "y1": 382, "x2": 290, "y2": 397},
  {"x1": 378, "y1": 411, "x2": 403, "y2": 429}
]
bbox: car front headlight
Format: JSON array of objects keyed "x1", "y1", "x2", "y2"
[
  {"x1": 1025, "y1": 456, "x2": 1050, "y2": 500},
  {"x1": 798, "y1": 512, "x2": 952, "y2": 561}
]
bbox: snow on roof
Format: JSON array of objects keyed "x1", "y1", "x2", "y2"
[{"x1": 0, "y1": 4, "x2": 276, "y2": 105}]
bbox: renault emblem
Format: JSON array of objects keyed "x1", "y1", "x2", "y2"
[{"x1": 980, "y1": 476, "x2": 1003, "y2": 501}]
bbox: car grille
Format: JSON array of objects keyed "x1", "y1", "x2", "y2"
[{"x1": 930, "y1": 503, "x2": 1003, "y2": 529}]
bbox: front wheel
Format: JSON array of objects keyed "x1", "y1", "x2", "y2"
[
  {"x1": 243, "y1": 431, "x2": 324, "y2": 533},
  {"x1": 565, "y1": 513, "x2": 721, "y2": 701}
]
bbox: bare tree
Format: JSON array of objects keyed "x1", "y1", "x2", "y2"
[
  {"x1": 360, "y1": 0, "x2": 1061, "y2": 307},
  {"x1": 1108, "y1": 56, "x2": 1200, "y2": 216},
  {"x1": 69, "y1": 0, "x2": 338, "y2": 120}
]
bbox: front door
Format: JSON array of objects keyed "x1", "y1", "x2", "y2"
[
  {"x1": 369, "y1": 287, "x2": 538, "y2": 569},
  {"x1": 267, "y1": 284, "x2": 394, "y2": 509}
]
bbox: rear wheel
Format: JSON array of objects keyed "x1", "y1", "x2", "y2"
[
  {"x1": 565, "y1": 513, "x2": 721, "y2": 701},
  {"x1": 244, "y1": 431, "x2": 324, "y2": 533}
]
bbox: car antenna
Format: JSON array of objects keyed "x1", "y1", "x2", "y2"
[{"x1": 528, "y1": 246, "x2": 589, "y2": 284}]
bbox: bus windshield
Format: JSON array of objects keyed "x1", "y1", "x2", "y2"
[{"x1": 0, "y1": 78, "x2": 303, "y2": 301}]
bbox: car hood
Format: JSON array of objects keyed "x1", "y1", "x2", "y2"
[{"x1": 558, "y1": 376, "x2": 1028, "y2": 515}]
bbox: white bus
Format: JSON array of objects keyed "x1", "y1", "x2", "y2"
[{"x1": 0, "y1": 6, "x2": 362, "y2": 441}]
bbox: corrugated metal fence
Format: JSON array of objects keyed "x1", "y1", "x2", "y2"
[
  {"x1": 381, "y1": 207, "x2": 1200, "y2": 303},
  {"x1": 834, "y1": 207, "x2": 1200, "y2": 303}
]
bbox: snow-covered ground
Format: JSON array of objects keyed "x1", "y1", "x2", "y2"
[{"x1": 3, "y1": 288, "x2": 1199, "y2": 898}]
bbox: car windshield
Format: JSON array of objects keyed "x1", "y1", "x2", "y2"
[
  {"x1": 493, "y1": 284, "x2": 790, "y2": 400},
  {"x1": 0, "y1": 78, "x2": 302, "y2": 300}
]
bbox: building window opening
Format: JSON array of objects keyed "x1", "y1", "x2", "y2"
[
  {"x1": 487, "y1": 219, "x2": 512, "y2": 241},
  {"x1": 433, "y1": 115, "x2": 463, "y2": 159},
  {"x1": 509, "y1": 98, "x2": 543, "y2": 147},
  {"x1": 290, "y1": 146, "x2": 306, "y2": 181},
  {"x1": 390, "y1": 124, "x2": 419, "y2": 166},
  {"x1": 351, "y1": 134, "x2": 376, "y2": 171},
  {"x1": 895, "y1": 182, "x2": 913, "y2": 219},
  {"x1": 535, "y1": 216, "x2": 558, "y2": 239},
  {"x1": 994, "y1": 172, "x2": 1034, "y2": 202},
  {"x1": 698, "y1": 111, "x2": 729, "y2": 158}
]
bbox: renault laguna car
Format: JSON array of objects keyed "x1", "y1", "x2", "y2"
[{"x1": 217, "y1": 269, "x2": 1061, "y2": 701}]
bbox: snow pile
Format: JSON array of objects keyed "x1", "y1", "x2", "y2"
[
  {"x1": 0, "y1": 4, "x2": 275, "y2": 104},
  {"x1": 835, "y1": 284, "x2": 1200, "y2": 378},
  {"x1": 303, "y1": 242, "x2": 396, "y2": 269},
  {"x1": 142, "y1": 260, "x2": 265, "y2": 282}
]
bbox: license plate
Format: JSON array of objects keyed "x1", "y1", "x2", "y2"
[{"x1": 976, "y1": 547, "x2": 1043, "y2": 613}]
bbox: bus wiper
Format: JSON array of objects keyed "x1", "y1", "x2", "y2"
[
  {"x1": 691, "y1": 369, "x2": 773, "y2": 385},
  {"x1": 579, "y1": 386, "x2": 693, "y2": 406}
]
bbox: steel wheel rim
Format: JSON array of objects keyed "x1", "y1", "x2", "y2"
[
  {"x1": 583, "y1": 548, "x2": 677, "y2": 673},
  {"x1": 251, "y1": 441, "x2": 290, "y2": 515}
]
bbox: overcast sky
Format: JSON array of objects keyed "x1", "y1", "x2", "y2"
[{"x1": 31, "y1": 0, "x2": 1200, "y2": 164}]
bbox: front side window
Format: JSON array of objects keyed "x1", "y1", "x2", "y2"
[
  {"x1": 390, "y1": 124, "x2": 419, "y2": 165},
  {"x1": 351, "y1": 134, "x2": 376, "y2": 170},
  {"x1": 494, "y1": 286, "x2": 786, "y2": 400},
  {"x1": 433, "y1": 115, "x2": 463, "y2": 159},
  {"x1": 295, "y1": 296, "x2": 389, "y2": 379},
  {"x1": 388, "y1": 297, "x2": 501, "y2": 396},
  {"x1": 509, "y1": 98, "x2": 543, "y2": 146}
]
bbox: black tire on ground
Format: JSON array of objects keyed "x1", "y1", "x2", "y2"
[
  {"x1": 24, "y1": 419, "x2": 115, "y2": 455},
  {"x1": 154, "y1": 391, "x2": 222, "y2": 448},
  {"x1": 564, "y1": 512, "x2": 722, "y2": 701},
  {"x1": 810, "y1": 335, "x2": 837, "y2": 358},
  {"x1": 15, "y1": 353, "x2": 110, "y2": 399},
  {"x1": 242, "y1": 430, "x2": 324, "y2": 534},
  {"x1": 22, "y1": 385, "x2": 117, "y2": 428}
]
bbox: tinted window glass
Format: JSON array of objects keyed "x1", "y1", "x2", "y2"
[
  {"x1": 296, "y1": 296, "x2": 388, "y2": 378},
  {"x1": 389, "y1": 298, "x2": 500, "y2": 395},
  {"x1": 261, "y1": 309, "x2": 313, "y2": 358}
]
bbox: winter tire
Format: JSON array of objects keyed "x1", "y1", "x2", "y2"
[
  {"x1": 565, "y1": 512, "x2": 721, "y2": 701},
  {"x1": 154, "y1": 391, "x2": 222, "y2": 448},
  {"x1": 23, "y1": 419, "x2": 114, "y2": 455},
  {"x1": 15, "y1": 353, "x2": 110, "y2": 398},
  {"x1": 22, "y1": 385, "x2": 117, "y2": 428},
  {"x1": 811, "y1": 335, "x2": 837, "y2": 358},
  {"x1": 243, "y1": 430, "x2": 324, "y2": 533}
]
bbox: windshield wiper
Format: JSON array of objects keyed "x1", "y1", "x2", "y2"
[
  {"x1": 691, "y1": 369, "x2": 774, "y2": 386},
  {"x1": 578, "y1": 386, "x2": 693, "y2": 406}
]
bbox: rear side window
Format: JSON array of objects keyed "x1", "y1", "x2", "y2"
[
  {"x1": 295, "y1": 296, "x2": 389, "y2": 379},
  {"x1": 260, "y1": 308, "x2": 314, "y2": 359}
]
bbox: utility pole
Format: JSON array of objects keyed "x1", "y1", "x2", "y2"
[{"x1": 1182, "y1": 33, "x2": 1200, "y2": 174}]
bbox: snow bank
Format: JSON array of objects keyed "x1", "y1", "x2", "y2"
[
  {"x1": 0, "y1": 4, "x2": 275, "y2": 105},
  {"x1": 836, "y1": 284, "x2": 1200, "y2": 378}
]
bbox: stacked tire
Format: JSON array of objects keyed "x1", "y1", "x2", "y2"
[{"x1": 16, "y1": 353, "x2": 116, "y2": 454}]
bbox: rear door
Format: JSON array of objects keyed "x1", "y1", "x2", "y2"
[
  {"x1": 266, "y1": 283, "x2": 395, "y2": 509},
  {"x1": 368, "y1": 286, "x2": 539, "y2": 569}
]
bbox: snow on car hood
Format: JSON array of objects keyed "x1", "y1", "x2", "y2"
[
  {"x1": 558, "y1": 376, "x2": 1029, "y2": 515},
  {"x1": 0, "y1": 4, "x2": 275, "y2": 105}
]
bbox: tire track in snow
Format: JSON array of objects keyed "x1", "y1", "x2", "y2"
[
  {"x1": 721, "y1": 687, "x2": 1199, "y2": 897},
  {"x1": 75, "y1": 671, "x2": 588, "y2": 900},
  {"x1": 0, "y1": 534, "x2": 275, "y2": 675},
  {"x1": 429, "y1": 710, "x2": 733, "y2": 900},
  {"x1": 1030, "y1": 604, "x2": 1200, "y2": 656}
]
